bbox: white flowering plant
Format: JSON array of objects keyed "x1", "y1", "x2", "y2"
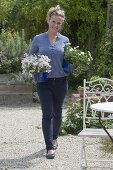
[
  {"x1": 21, "y1": 53, "x2": 51, "y2": 78},
  {"x1": 64, "y1": 43, "x2": 93, "y2": 76}
]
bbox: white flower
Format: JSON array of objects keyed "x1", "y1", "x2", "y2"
[
  {"x1": 88, "y1": 51, "x2": 93, "y2": 61},
  {"x1": 69, "y1": 48, "x2": 74, "y2": 51},
  {"x1": 80, "y1": 52, "x2": 85, "y2": 55},
  {"x1": 21, "y1": 53, "x2": 51, "y2": 77},
  {"x1": 73, "y1": 46, "x2": 79, "y2": 50}
]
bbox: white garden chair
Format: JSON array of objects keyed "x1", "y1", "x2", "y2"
[{"x1": 78, "y1": 78, "x2": 113, "y2": 170}]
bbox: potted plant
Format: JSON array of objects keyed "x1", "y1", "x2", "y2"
[{"x1": 64, "y1": 43, "x2": 93, "y2": 77}]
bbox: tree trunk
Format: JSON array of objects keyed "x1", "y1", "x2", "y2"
[{"x1": 106, "y1": 2, "x2": 113, "y2": 30}]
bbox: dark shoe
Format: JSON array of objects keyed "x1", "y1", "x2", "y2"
[{"x1": 46, "y1": 150, "x2": 55, "y2": 159}]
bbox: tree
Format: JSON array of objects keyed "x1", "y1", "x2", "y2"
[
  {"x1": 6, "y1": 0, "x2": 107, "y2": 50},
  {"x1": 106, "y1": 0, "x2": 113, "y2": 29},
  {"x1": 0, "y1": 0, "x2": 16, "y2": 31}
]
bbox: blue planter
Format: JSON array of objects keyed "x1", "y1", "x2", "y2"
[
  {"x1": 34, "y1": 72, "x2": 48, "y2": 83},
  {"x1": 62, "y1": 60, "x2": 73, "y2": 73}
]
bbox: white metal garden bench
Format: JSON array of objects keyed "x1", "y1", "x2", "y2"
[{"x1": 78, "y1": 78, "x2": 113, "y2": 170}]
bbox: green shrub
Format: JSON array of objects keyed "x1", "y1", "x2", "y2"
[
  {"x1": 60, "y1": 99, "x2": 113, "y2": 136},
  {"x1": 60, "y1": 100, "x2": 83, "y2": 135},
  {"x1": 95, "y1": 27, "x2": 113, "y2": 78},
  {"x1": 0, "y1": 29, "x2": 30, "y2": 73}
]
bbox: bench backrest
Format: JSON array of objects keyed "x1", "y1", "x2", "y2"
[{"x1": 83, "y1": 78, "x2": 113, "y2": 129}]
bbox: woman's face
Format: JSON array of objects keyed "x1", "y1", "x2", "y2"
[{"x1": 47, "y1": 15, "x2": 64, "y2": 34}]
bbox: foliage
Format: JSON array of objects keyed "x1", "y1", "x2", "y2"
[
  {"x1": 63, "y1": 0, "x2": 106, "y2": 48},
  {"x1": 95, "y1": 27, "x2": 113, "y2": 78},
  {"x1": 60, "y1": 99, "x2": 113, "y2": 136},
  {"x1": 0, "y1": 0, "x2": 15, "y2": 24},
  {"x1": 0, "y1": 29, "x2": 30, "y2": 73},
  {"x1": 64, "y1": 43, "x2": 92, "y2": 77},
  {"x1": 0, "y1": 0, "x2": 109, "y2": 88},
  {"x1": 7, "y1": 0, "x2": 49, "y2": 39},
  {"x1": 60, "y1": 100, "x2": 83, "y2": 135},
  {"x1": 90, "y1": 75, "x2": 101, "y2": 81},
  {"x1": 4, "y1": 0, "x2": 107, "y2": 48}
]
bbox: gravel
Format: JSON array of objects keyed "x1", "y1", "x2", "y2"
[{"x1": 0, "y1": 105, "x2": 113, "y2": 170}]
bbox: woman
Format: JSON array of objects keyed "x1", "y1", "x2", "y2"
[{"x1": 29, "y1": 5, "x2": 69, "y2": 159}]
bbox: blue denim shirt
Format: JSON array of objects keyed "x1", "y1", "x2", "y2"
[{"x1": 29, "y1": 32, "x2": 69, "y2": 78}]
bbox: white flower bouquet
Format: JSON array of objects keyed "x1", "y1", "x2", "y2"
[{"x1": 21, "y1": 54, "x2": 51, "y2": 82}]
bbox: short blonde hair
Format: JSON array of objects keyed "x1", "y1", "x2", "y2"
[{"x1": 46, "y1": 5, "x2": 65, "y2": 22}]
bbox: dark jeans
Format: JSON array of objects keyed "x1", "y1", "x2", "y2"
[{"x1": 36, "y1": 77, "x2": 68, "y2": 151}]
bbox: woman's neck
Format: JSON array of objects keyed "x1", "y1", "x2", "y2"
[
  {"x1": 47, "y1": 30, "x2": 58, "y2": 37},
  {"x1": 47, "y1": 31, "x2": 58, "y2": 44}
]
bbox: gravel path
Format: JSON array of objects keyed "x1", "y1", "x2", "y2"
[{"x1": 0, "y1": 105, "x2": 113, "y2": 170}]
